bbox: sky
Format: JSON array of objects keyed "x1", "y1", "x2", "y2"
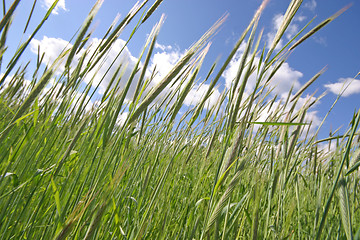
[{"x1": 2, "y1": 0, "x2": 360, "y2": 140}]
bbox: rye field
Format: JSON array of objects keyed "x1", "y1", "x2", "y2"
[{"x1": 0, "y1": 0, "x2": 359, "y2": 239}]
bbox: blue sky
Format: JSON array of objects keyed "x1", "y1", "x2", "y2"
[{"x1": 2, "y1": 0, "x2": 360, "y2": 139}]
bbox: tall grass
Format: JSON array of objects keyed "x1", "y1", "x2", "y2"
[{"x1": 0, "y1": 0, "x2": 359, "y2": 239}]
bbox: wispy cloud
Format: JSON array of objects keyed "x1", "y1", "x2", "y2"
[
  {"x1": 42, "y1": 0, "x2": 68, "y2": 15},
  {"x1": 154, "y1": 42, "x2": 173, "y2": 51},
  {"x1": 304, "y1": 0, "x2": 317, "y2": 12},
  {"x1": 313, "y1": 36, "x2": 327, "y2": 46},
  {"x1": 324, "y1": 78, "x2": 360, "y2": 97},
  {"x1": 295, "y1": 15, "x2": 307, "y2": 22}
]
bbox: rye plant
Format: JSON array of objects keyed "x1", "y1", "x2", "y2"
[{"x1": 0, "y1": 0, "x2": 359, "y2": 239}]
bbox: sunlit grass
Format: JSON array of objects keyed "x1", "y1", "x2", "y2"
[{"x1": 0, "y1": 0, "x2": 359, "y2": 239}]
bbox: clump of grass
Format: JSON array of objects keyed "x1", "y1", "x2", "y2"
[{"x1": 0, "y1": 0, "x2": 359, "y2": 239}]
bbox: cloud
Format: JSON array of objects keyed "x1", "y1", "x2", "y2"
[
  {"x1": 24, "y1": 33, "x2": 323, "y2": 138},
  {"x1": 252, "y1": 94, "x2": 322, "y2": 135},
  {"x1": 0, "y1": 74, "x2": 32, "y2": 100},
  {"x1": 266, "y1": 14, "x2": 284, "y2": 50},
  {"x1": 222, "y1": 44, "x2": 323, "y2": 135},
  {"x1": 155, "y1": 42, "x2": 173, "y2": 52},
  {"x1": 29, "y1": 36, "x2": 222, "y2": 111},
  {"x1": 222, "y1": 46, "x2": 303, "y2": 97},
  {"x1": 42, "y1": 0, "x2": 68, "y2": 15},
  {"x1": 84, "y1": 38, "x2": 140, "y2": 97},
  {"x1": 295, "y1": 15, "x2": 307, "y2": 22},
  {"x1": 184, "y1": 83, "x2": 221, "y2": 109},
  {"x1": 313, "y1": 36, "x2": 327, "y2": 46},
  {"x1": 116, "y1": 112, "x2": 129, "y2": 126},
  {"x1": 324, "y1": 78, "x2": 360, "y2": 97},
  {"x1": 318, "y1": 141, "x2": 338, "y2": 156},
  {"x1": 41, "y1": 78, "x2": 100, "y2": 114},
  {"x1": 221, "y1": 42, "x2": 251, "y2": 90},
  {"x1": 30, "y1": 36, "x2": 73, "y2": 72},
  {"x1": 304, "y1": 0, "x2": 317, "y2": 12},
  {"x1": 148, "y1": 47, "x2": 221, "y2": 109},
  {"x1": 30, "y1": 37, "x2": 140, "y2": 98},
  {"x1": 269, "y1": 62, "x2": 303, "y2": 94},
  {"x1": 266, "y1": 14, "x2": 302, "y2": 50},
  {"x1": 149, "y1": 47, "x2": 183, "y2": 84},
  {"x1": 0, "y1": 72, "x2": 98, "y2": 115},
  {"x1": 296, "y1": 95, "x2": 322, "y2": 133}
]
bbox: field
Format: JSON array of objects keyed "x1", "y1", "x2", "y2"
[{"x1": 0, "y1": 0, "x2": 359, "y2": 239}]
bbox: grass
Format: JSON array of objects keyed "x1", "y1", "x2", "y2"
[{"x1": 0, "y1": 0, "x2": 359, "y2": 239}]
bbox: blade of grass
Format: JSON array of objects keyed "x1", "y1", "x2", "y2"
[
  {"x1": 316, "y1": 109, "x2": 360, "y2": 239},
  {"x1": 289, "y1": 4, "x2": 352, "y2": 51}
]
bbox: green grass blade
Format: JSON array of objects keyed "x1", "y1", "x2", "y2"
[
  {"x1": 289, "y1": 4, "x2": 352, "y2": 51},
  {"x1": 316, "y1": 109, "x2": 360, "y2": 239},
  {"x1": 0, "y1": 0, "x2": 20, "y2": 34}
]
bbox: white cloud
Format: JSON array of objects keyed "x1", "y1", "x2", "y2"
[
  {"x1": 269, "y1": 62, "x2": 303, "y2": 94},
  {"x1": 295, "y1": 15, "x2": 307, "y2": 22},
  {"x1": 222, "y1": 46, "x2": 303, "y2": 97},
  {"x1": 221, "y1": 42, "x2": 251, "y2": 90},
  {"x1": 29, "y1": 36, "x2": 221, "y2": 110},
  {"x1": 222, "y1": 44, "x2": 323, "y2": 135},
  {"x1": 318, "y1": 141, "x2": 338, "y2": 156},
  {"x1": 149, "y1": 48, "x2": 183, "y2": 84},
  {"x1": 0, "y1": 72, "x2": 98, "y2": 115},
  {"x1": 304, "y1": 0, "x2": 317, "y2": 12},
  {"x1": 28, "y1": 35, "x2": 318, "y2": 128},
  {"x1": 0, "y1": 74, "x2": 32, "y2": 99},
  {"x1": 148, "y1": 47, "x2": 221, "y2": 109},
  {"x1": 184, "y1": 83, "x2": 221, "y2": 109},
  {"x1": 84, "y1": 38, "x2": 140, "y2": 97},
  {"x1": 266, "y1": 14, "x2": 302, "y2": 50},
  {"x1": 146, "y1": 46, "x2": 185, "y2": 105},
  {"x1": 116, "y1": 112, "x2": 129, "y2": 126},
  {"x1": 305, "y1": 110, "x2": 321, "y2": 129},
  {"x1": 30, "y1": 37, "x2": 140, "y2": 99},
  {"x1": 324, "y1": 78, "x2": 360, "y2": 97},
  {"x1": 313, "y1": 36, "x2": 327, "y2": 46},
  {"x1": 253, "y1": 94, "x2": 321, "y2": 134},
  {"x1": 30, "y1": 36, "x2": 73, "y2": 72},
  {"x1": 42, "y1": 0, "x2": 68, "y2": 15},
  {"x1": 294, "y1": 96, "x2": 322, "y2": 135},
  {"x1": 266, "y1": 14, "x2": 284, "y2": 50},
  {"x1": 155, "y1": 42, "x2": 173, "y2": 52}
]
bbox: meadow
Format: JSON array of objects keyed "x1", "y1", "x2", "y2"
[{"x1": 0, "y1": 0, "x2": 359, "y2": 239}]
